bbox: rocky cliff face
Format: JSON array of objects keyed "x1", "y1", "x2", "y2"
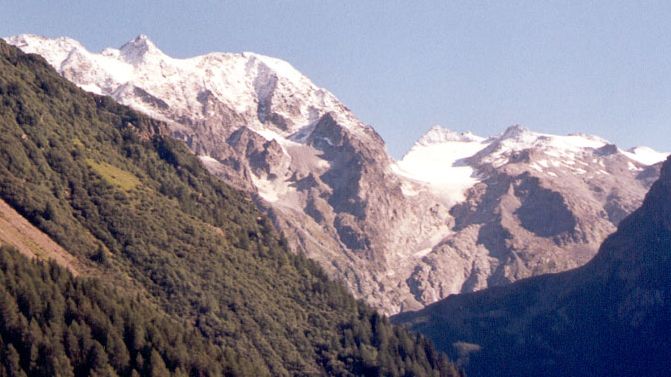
[
  {"x1": 394, "y1": 156, "x2": 671, "y2": 377},
  {"x1": 8, "y1": 34, "x2": 667, "y2": 314},
  {"x1": 397, "y1": 125, "x2": 665, "y2": 305}
]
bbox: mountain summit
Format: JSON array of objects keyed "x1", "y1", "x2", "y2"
[
  {"x1": 415, "y1": 126, "x2": 484, "y2": 146},
  {"x1": 3, "y1": 33, "x2": 358, "y2": 136},
  {"x1": 118, "y1": 34, "x2": 164, "y2": 65}
]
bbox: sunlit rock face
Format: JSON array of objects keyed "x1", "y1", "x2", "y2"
[{"x1": 394, "y1": 157, "x2": 671, "y2": 377}]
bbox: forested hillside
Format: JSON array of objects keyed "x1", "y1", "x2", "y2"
[
  {"x1": 0, "y1": 40, "x2": 459, "y2": 376},
  {"x1": 0, "y1": 246, "x2": 229, "y2": 376}
]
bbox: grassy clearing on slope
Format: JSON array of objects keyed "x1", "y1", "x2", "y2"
[{"x1": 85, "y1": 158, "x2": 141, "y2": 191}]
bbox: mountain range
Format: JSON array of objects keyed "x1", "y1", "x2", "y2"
[
  {"x1": 6, "y1": 34, "x2": 668, "y2": 314},
  {"x1": 2, "y1": 31, "x2": 671, "y2": 376},
  {"x1": 394, "y1": 155, "x2": 671, "y2": 376},
  {"x1": 0, "y1": 39, "x2": 459, "y2": 376}
]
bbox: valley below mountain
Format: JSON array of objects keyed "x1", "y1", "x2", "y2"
[{"x1": 7, "y1": 34, "x2": 668, "y2": 314}]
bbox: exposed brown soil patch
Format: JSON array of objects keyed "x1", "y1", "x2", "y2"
[{"x1": 0, "y1": 199, "x2": 86, "y2": 275}]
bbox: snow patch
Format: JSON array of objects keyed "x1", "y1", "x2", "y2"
[
  {"x1": 79, "y1": 83, "x2": 103, "y2": 95},
  {"x1": 623, "y1": 146, "x2": 669, "y2": 166},
  {"x1": 392, "y1": 134, "x2": 488, "y2": 204},
  {"x1": 414, "y1": 248, "x2": 433, "y2": 258},
  {"x1": 399, "y1": 181, "x2": 420, "y2": 197},
  {"x1": 198, "y1": 155, "x2": 219, "y2": 164}
]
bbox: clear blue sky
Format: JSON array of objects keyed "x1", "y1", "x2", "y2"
[{"x1": 2, "y1": 1, "x2": 671, "y2": 158}]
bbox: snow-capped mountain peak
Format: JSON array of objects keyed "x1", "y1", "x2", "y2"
[
  {"x1": 415, "y1": 125, "x2": 484, "y2": 147},
  {"x1": 494, "y1": 126, "x2": 607, "y2": 150},
  {"x1": 4, "y1": 33, "x2": 364, "y2": 138},
  {"x1": 394, "y1": 124, "x2": 668, "y2": 206},
  {"x1": 5, "y1": 34, "x2": 85, "y2": 68},
  {"x1": 242, "y1": 51, "x2": 310, "y2": 87},
  {"x1": 498, "y1": 124, "x2": 531, "y2": 140},
  {"x1": 118, "y1": 34, "x2": 164, "y2": 65},
  {"x1": 623, "y1": 146, "x2": 670, "y2": 165},
  {"x1": 488, "y1": 126, "x2": 608, "y2": 154},
  {"x1": 478, "y1": 127, "x2": 611, "y2": 167}
]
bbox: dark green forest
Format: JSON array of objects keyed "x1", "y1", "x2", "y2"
[
  {"x1": 0, "y1": 246, "x2": 228, "y2": 376},
  {"x1": 0, "y1": 40, "x2": 459, "y2": 376}
]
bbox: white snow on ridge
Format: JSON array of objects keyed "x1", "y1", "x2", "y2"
[
  {"x1": 415, "y1": 125, "x2": 485, "y2": 146},
  {"x1": 4, "y1": 33, "x2": 362, "y2": 137},
  {"x1": 6, "y1": 35, "x2": 84, "y2": 68},
  {"x1": 477, "y1": 127, "x2": 613, "y2": 169},
  {"x1": 393, "y1": 125, "x2": 668, "y2": 206},
  {"x1": 252, "y1": 127, "x2": 294, "y2": 151},
  {"x1": 9, "y1": 34, "x2": 669, "y2": 208},
  {"x1": 243, "y1": 52, "x2": 307, "y2": 86},
  {"x1": 391, "y1": 125, "x2": 611, "y2": 204},
  {"x1": 623, "y1": 146, "x2": 669, "y2": 165},
  {"x1": 488, "y1": 126, "x2": 607, "y2": 159}
]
